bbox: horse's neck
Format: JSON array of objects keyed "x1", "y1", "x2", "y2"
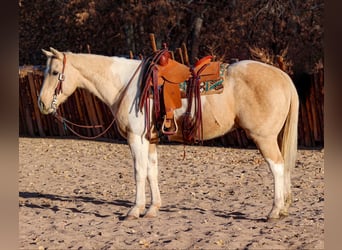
[{"x1": 70, "y1": 53, "x2": 140, "y2": 107}]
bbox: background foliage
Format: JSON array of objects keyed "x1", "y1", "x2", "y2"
[{"x1": 19, "y1": 0, "x2": 323, "y2": 74}]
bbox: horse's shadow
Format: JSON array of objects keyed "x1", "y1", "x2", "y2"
[
  {"x1": 20, "y1": 191, "x2": 267, "y2": 222},
  {"x1": 211, "y1": 210, "x2": 267, "y2": 222},
  {"x1": 160, "y1": 205, "x2": 267, "y2": 222},
  {"x1": 19, "y1": 191, "x2": 133, "y2": 220}
]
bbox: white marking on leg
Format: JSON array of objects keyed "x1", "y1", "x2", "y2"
[
  {"x1": 283, "y1": 164, "x2": 292, "y2": 208},
  {"x1": 127, "y1": 133, "x2": 149, "y2": 218},
  {"x1": 145, "y1": 145, "x2": 161, "y2": 218},
  {"x1": 266, "y1": 158, "x2": 285, "y2": 216},
  {"x1": 148, "y1": 147, "x2": 161, "y2": 207}
]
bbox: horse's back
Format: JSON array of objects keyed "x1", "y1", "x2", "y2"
[
  {"x1": 227, "y1": 60, "x2": 292, "y2": 90},
  {"x1": 227, "y1": 60, "x2": 295, "y2": 136}
]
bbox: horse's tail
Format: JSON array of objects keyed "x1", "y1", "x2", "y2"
[{"x1": 281, "y1": 82, "x2": 299, "y2": 173}]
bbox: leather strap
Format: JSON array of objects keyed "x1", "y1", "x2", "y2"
[{"x1": 55, "y1": 53, "x2": 66, "y2": 95}]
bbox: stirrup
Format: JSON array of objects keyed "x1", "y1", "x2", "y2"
[{"x1": 161, "y1": 115, "x2": 178, "y2": 135}]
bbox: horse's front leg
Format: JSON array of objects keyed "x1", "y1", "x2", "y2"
[
  {"x1": 126, "y1": 133, "x2": 149, "y2": 219},
  {"x1": 144, "y1": 143, "x2": 161, "y2": 218}
]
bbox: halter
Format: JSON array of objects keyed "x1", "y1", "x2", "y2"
[
  {"x1": 56, "y1": 53, "x2": 66, "y2": 95},
  {"x1": 51, "y1": 53, "x2": 66, "y2": 114}
]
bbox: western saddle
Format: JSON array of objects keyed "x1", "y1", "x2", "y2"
[{"x1": 139, "y1": 48, "x2": 224, "y2": 143}]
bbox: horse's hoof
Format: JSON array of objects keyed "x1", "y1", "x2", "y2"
[
  {"x1": 126, "y1": 206, "x2": 144, "y2": 220},
  {"x1": 267, "y1": 211, "x2": 288, "y2": 222},
  {"x1": 144, "y1": 210, "x2": 158, "y2": 218},
  {"x1": 125, "y1": 214, "x2": 139, "y2": 220},
  {"x1": 267, "y1": 216, "x2": 279, "y2": 222},
  {"x1": 144, "y1": 205, "x2": 159, "y2": 218}
]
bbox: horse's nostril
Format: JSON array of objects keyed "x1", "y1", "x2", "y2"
[{"x1": 38, "y1": 97, "x2": 44, "y2": 111}]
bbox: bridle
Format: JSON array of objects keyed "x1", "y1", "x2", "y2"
[
  {"x1": 51, "y1": 53, "x2": 111, "y2": 139},
  {"x1": 50, "y1": 53, "x2": 142, "y2": 140},
  {"x1": 51, "y1": 53, "x2": 66, "y2": 114},
  {"x1": 56, "y1": 53, "x2": 66, "y2": 95}
]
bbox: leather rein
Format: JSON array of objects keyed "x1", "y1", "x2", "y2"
[{"x1": 51, "y1": 53, "x2": 142, "y2": 140}]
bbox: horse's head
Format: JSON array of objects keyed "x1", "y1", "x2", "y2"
[{"x1": 38, "y1": 47, "x2": 78, "y2": 114}]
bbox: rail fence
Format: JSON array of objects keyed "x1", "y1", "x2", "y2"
[{"x1": 19, "y1": 66, "x2": 324, "y2": 148}]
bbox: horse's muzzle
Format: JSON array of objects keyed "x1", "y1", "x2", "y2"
[{"x1": 37, "y1": 96, "x2": 54, "y2": 114}]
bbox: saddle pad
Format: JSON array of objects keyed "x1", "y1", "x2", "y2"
[{"x1": 179, "y1": 63, "x2": 226, "y2": 97}]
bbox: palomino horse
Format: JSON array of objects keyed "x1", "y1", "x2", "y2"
[{"x1": 38, "y1": 47, "x2": 299, "y2": 221}]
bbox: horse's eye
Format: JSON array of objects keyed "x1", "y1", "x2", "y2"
[{"x1": 52, "y1": 70, "x2": 59, "y2": 76}]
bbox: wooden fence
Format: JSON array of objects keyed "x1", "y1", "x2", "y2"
[{"x1": 19, "y1": 66, "x2": 324, "y2": 148}]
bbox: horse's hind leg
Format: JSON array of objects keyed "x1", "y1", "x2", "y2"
[
  {"x1": 254, "y1": 136, "x2": 288, "y2": 220},
  {"x1": 144, "y1": 143, "x2": 161, "y2": 218},
  {"x1": 284, "y1": 160, "x2": 292, "y2": 211}
]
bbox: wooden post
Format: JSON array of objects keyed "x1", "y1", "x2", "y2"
[
  {"x1": 19, "y1": 75, "x2": 29, "y2": 135},
  {"x1": 312, "y1": 70, "x2": 323, "y2": 143},
  {"x1": 236, "y1": 130, "x2": 243, "y2": 147},
  {"x1": 57, "y1": 105, "x2": 67, "y2": 136},
  {"x1": 308, "y1": 75, "x2": 319, "y2": 143},
  {"x1": 27, "y1": 72, "x2": 45, "y2": 136},
  {"x1": 182, "y1": 42, "x2": 190, "y2": 66},
  {"x1": 34, "y1": 73, "x2": 49, "y2": 133},
  {"x1": 89, "y1": 94, "x2": 104, "y2": 136},
  {"x1": 297, "y1": 111, "x2": 303, "y2": 146},
  {"x1": 170, "y1": 51, "x2": 175, "y2": 60},
  {"x1": 24, "y1": 107, "x2": 34, "y2": 136},
  {"x1": 176, "y1": 48, "x2": 184, "y2": 64},
  {"x1": 74, "y1": 90, "x2": 86, "y2": 127},
  {"x1": 301, "y1": 101, "x2": 313, "y2": 146},
  {"x1": 80, "y1": 91, "x2": 95, "y2": 136},
  {"x1": 149, "y1": 33, "x2": 157, "y2": 52}
]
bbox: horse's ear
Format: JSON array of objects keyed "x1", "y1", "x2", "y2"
[
  {"x1": 49, "y1": 47, "x2": 63, "y2": 60},
  {"x1": 42, "y1": 49, "x2": 53, "y2": 57}
]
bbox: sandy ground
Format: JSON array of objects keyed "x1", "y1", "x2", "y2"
[{"x1": 19, "y1": 137, "x2": 324, "y2": 249}]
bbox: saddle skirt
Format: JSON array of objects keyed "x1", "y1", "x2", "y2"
[{"x1": 157, "y1": 56, "x2": 191, "y2": 85}]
